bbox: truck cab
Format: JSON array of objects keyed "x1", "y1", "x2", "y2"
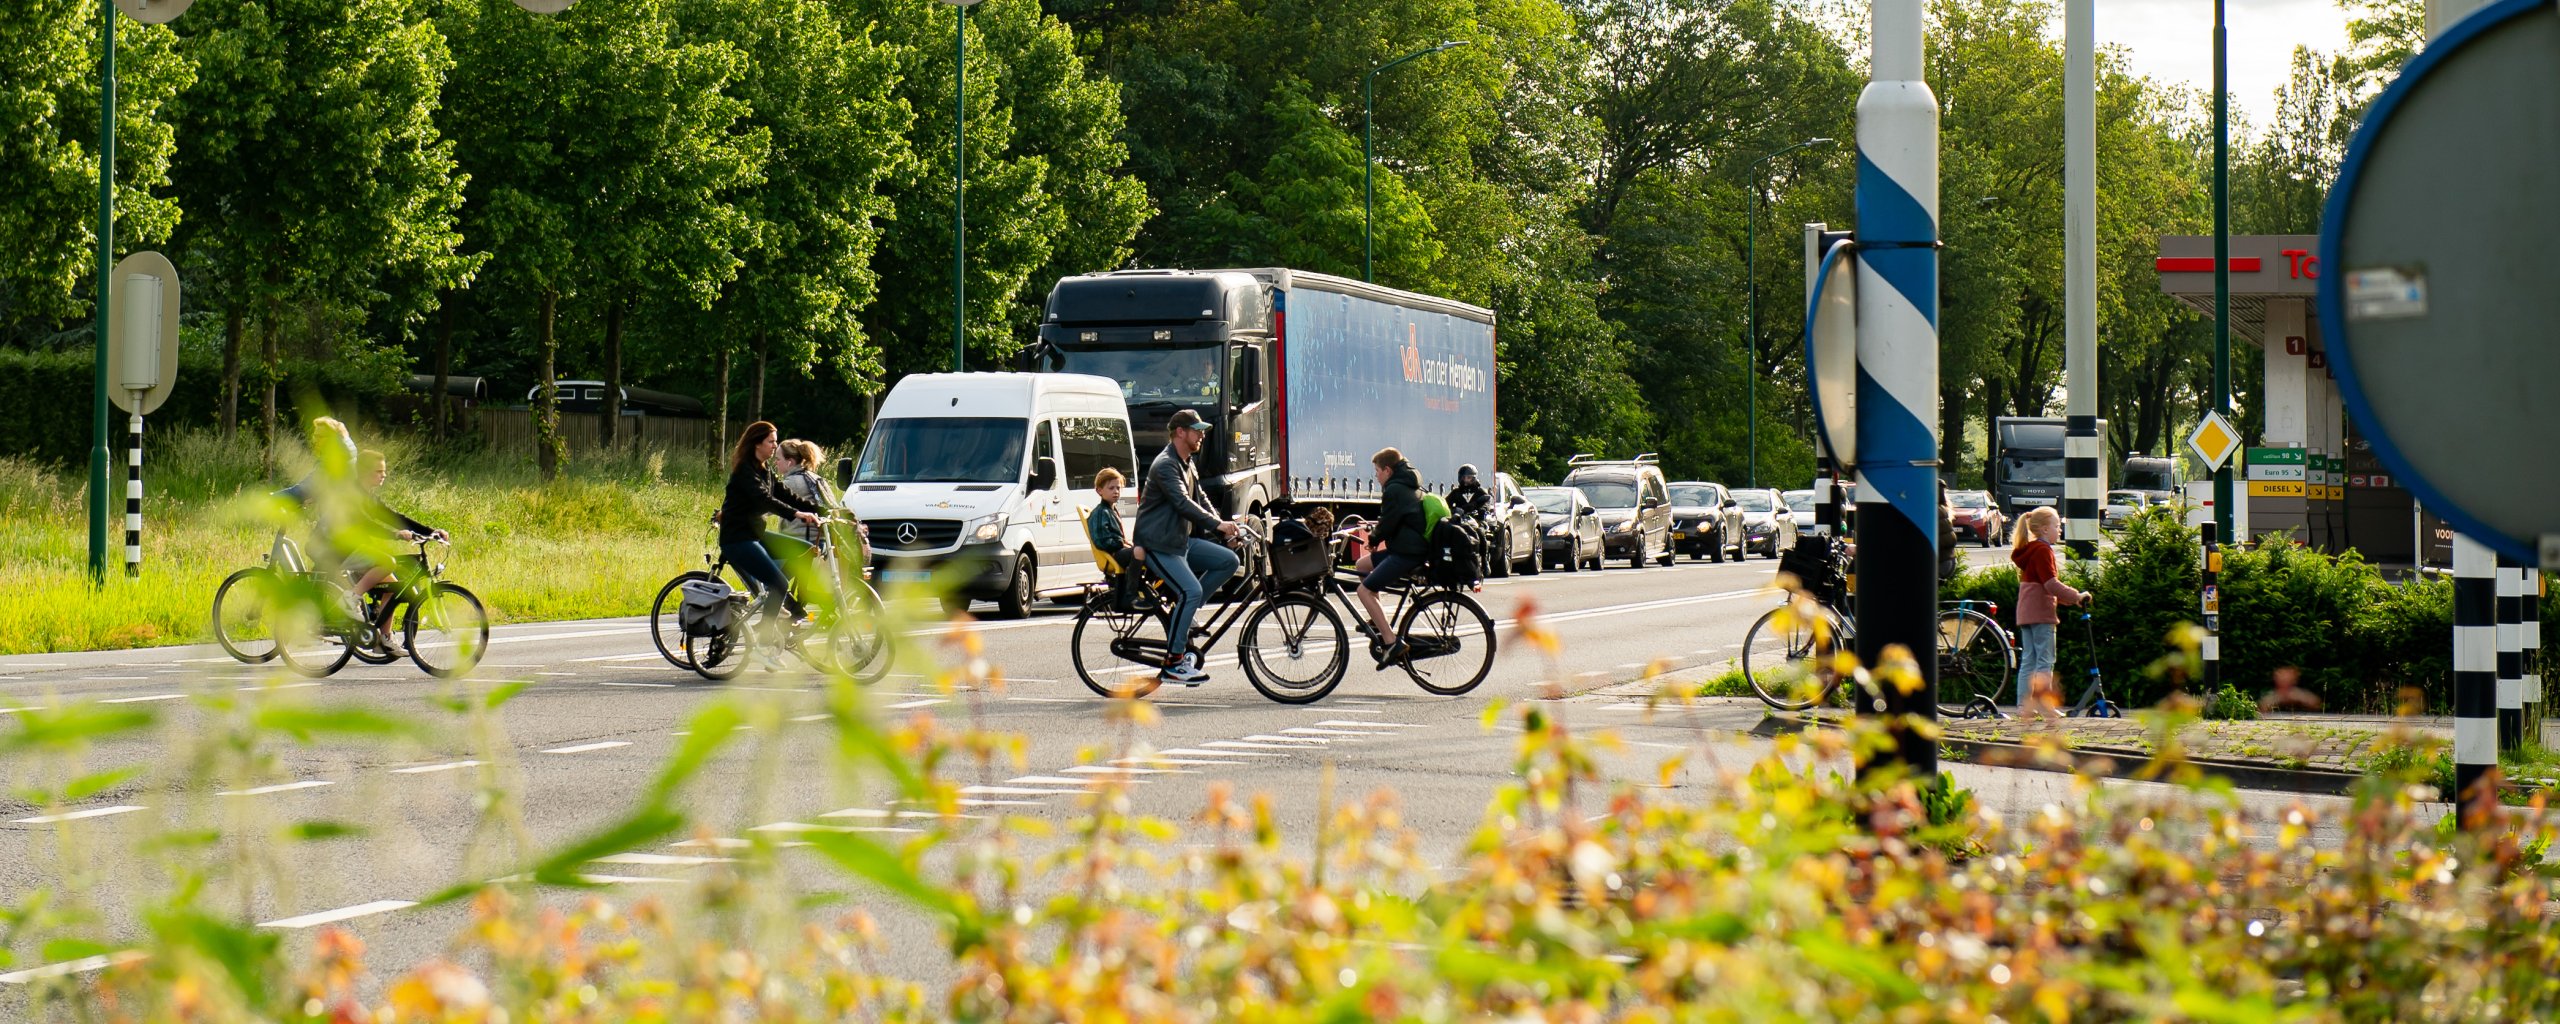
[{"x1": 845, "y1": 373, "x2": 1135, "y2": 619}]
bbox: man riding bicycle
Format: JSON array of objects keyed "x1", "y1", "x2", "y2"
[
  {"x1": 1356, "y1": 447, "x2": 1428, "y2": 667},
  {"x1": 1137, "y1": 409, "x2": 1239, "y2": 687}
]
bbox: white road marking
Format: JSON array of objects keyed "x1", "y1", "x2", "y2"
[
  {"x1": 238, "y1": 682, "x2": 321, "y2": 692},
  {"x1": 959, "y1": 786, "x2": 1072, "y2": 796},
  {"x1": 748, "y1": 821, "x2": 921, "y2": 835},
  {"x1": 259, "y1": 900, "x2": 416, "y2": 929},
  {"x1": 0, "y1": 707, "x2": 30, "y2": 715},
  {"x1": 1324, "y1": 708, "x2": 1383, "y2": 715},
  {"x1": 0, "y1": 951, "x2": 147, "y2": 984},
  {"x1": 595, "y1": 852, "x2": 733, "y2": 866},
  {"x1": 1110, "y1": 757, "x2": 1245, "y2": 767},
  {"x1": 99, "y1": 694, "x2": 183, "y2": 704},
  {"x1": 14, "y1": 806, "x2": 145, "y2": 824},
  {"x1": 1156, "y1": 747, "x2": 1285, "y2": 758},
  {"x1": 819, "y1": 807, "x2": 980, "y2": 821},
  {"x1": 1316, "y1": 720, "x2": 1425, "y2": 729},
  {"x1": 78, "y1": 675, "x2": 150, "y2": 681},
  {"x1": 391, "y1": 760, "x2": 480, "y2": 774},
  {"x1": 572, "y1": 652, "x2": 672, "y2": 663},
  {"x1": 1213, "y1": 739, "x2": 1322, "y2": 750},
  {"x1": 1005, "y1": 776, "x2": 1103, "y2": 786},
  {"x1": 220, "y1": 780, "x2": 333, "y2": 797},
  {"x1": 536, "y1": 671, "x2": 578, "y2": 677},
  {"x1": 1006, "y1": 696, "x2": 1085, "y2": 704},
  {"x1": 600, "y1": 681, "x2": 678, "y2": 688},
  {"x1": 884, "y1": 698, "x2": 947, "y2": 710},
  {"x1": 949, "y1": 798, "x2": 1047, "y2": 807},
  {"x1": 1062, "y1": 765, "x2": 1185, "y2": 776},
  {"x1": 1280, "y1": 728, "x2": 1376, "y2": 738},
  {"x1": 790, "y1": 713, "x2": 832, "y2": 722},
  {"x1": 483, "y1": 627, "x2": 648, "y2": 646},
  {"x1": 542, "y1": 741, "x2": 631, "y2": 755}
]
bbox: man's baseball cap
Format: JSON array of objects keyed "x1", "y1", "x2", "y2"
[{"x1": 1169, "y1": 409, "x2": 1208, "y2": 433}]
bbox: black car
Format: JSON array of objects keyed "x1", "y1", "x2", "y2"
[{"x1": 1667, "y1": 481, "x2": 1744, "y2": 562}]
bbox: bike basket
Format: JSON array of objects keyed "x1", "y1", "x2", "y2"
[
  {"x1": 677, "y1": 579, "x2": 738, "y2": 637},
  {"x1": 1267, "y1": 519, "x2": 1329, "y2": 587}
]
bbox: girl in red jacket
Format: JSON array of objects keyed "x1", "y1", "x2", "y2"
[{"x1": 2010, "y1": 506, "x2": 2090, "y2": 718}]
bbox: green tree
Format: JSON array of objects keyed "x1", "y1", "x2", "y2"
[
  {"x1": 0, "y1": 0, "x2": 190, "y2": 339},
  {"x1": 167, "y1": 0, "x2": 475, "y2": 447},
  {"x1": 441, "y1": 0, "x2": 763, "y2": 478}
]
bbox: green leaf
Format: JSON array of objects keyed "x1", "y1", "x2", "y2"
[
  {"x1": 145, "y1": 908, "x2": 282, "y2": 1013},
  {"x1": 0, "y1": 706, "x2": 157, "y2": 757},
  {"x1": 483, "y1": 681, "x2": 531, "y2": 710},
  {"x1": 648, "y1": 701, "x2": 744, "y2": 804},
  {"x1": 60, "y1": 766, "x2": 143, "y2": 803},
  {"x1": 39, "y1": 938, "x2": 118, "y2": 963},
  {"x1": 1790, "y1": 932, "x2": 1923, "y2": 1003},
  {"x1": 420, "y1": 804, "x2": 688, "y2": 906},
  {"x1": 797, "y1": 830, "x2": 954, "y2": 920},
  {"x1": 286, "y1": 821, "x2": 367, "y2": 842},
  {"x1": 252, "y1": 705, "x2": 429, "y2": 744}
]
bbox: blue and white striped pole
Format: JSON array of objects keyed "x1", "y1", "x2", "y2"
[
  {"x1": 2453, "y1": 535, "x2": 2498, "y2": 821},
  {"x1": 1852, "y1": 0, "x2": 1940, "y2": 778}
]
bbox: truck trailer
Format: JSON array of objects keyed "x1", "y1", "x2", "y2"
[{"x1": 1030, "y1": 268, "x2": 1498, "y2": 517}]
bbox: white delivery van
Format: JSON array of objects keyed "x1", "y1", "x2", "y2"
[{"x1": 846, "y1": 373, "x2": 1137, "y2": 618}]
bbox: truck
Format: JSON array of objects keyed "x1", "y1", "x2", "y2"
[
  {"x1": 2119, "y1": 452, "x2": 2178, "y2": 502},
  {"x1": 1029, "y1": 268, "x2": 1498, "y2": 518},
  {"x1": 1989, "y1": 416, "x2": 2105, "y2": 515}
]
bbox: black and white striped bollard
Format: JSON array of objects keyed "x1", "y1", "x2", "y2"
[
  {"x1": 2500, "y1": 555, "x2": 2524, "y2": 748},
  {"x1": 124, "y1": 409, "x2": 142, "y2": 578},
  {"x1": 2454, "y1": 535, "x2": 2499, "y2": 819},
  {"x1": 2063, "y1": 414, "x2": 2101, "y2": 561}
]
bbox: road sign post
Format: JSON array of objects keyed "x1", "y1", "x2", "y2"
[{"x1": 106, "y1": 250, "x2": 180, "y2": 578}]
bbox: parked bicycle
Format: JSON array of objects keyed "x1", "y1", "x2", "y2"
[
  {"x1": 1071, "y1": 516, "x2": 1354, "y2": 704},
  {"x1": 1740, "y1": 596, "x2": 2015, "y2": 715},
  {"x1": 651, "y1": 515, "x2": 889, "y2": 683},
  {"x1": 214, "y1": 534, "x2": 488, "y2": 679}
]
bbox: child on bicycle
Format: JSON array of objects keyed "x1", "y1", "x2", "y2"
[
  {"x1": 2010, "y1": 505, "x2": 2089, "y2": 719},
  {"x1": 1086, "y1": 468, "x2": 1146, "y2": 609},
  {"x1": 343, "y1": 449, "x2": 446, "y2": 657}
]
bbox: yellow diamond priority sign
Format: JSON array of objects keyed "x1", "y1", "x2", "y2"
[{"x1": 2187, "y1": 411, "x2": 2241, "y2": 473}]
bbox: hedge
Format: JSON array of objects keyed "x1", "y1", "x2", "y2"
[
  {"x1": 0, "y1": 345, "x2": 404, "y2": 466},
  {"x1": 1940, "y1": 505, "x2": 2532, "y2": 713}
]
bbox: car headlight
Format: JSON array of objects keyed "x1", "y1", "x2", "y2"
[
  {"x1": 1546, "y1": 523, "x2": 1571, "y2": 537},
  {"x1": 969, "y1": 515, "x2": 1004, "y2": 542},
  {"x1": 1610, "y1": 519, "x2": 1634, "y2": 533}
]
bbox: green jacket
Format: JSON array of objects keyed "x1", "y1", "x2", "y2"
[{"x1": 1376, "y1": 462, "x2": 1429, "y2": 558}]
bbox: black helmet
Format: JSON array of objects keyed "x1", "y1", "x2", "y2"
[{"x1": 1458, "y1": 463, "x2": 1480, "y2": 480}]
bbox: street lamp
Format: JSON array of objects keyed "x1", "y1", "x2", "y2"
[
  {"x1": 943, "y1": 0, "x2": 983, "y2": 372},
  {"x1": 1743, "y1": 136, "x2": 1834, "y2": 489},
  {"x1": 1364, "y1": 40, "x2": 1466, "y2": 284}
]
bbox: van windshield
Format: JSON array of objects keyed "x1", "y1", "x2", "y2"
[
  {"x1": 1573, "y1": 478, "x2": 1639, "y2": 510},
  {"x1": 856, "y1": 418, "x2": 1029, "y2": 484}
]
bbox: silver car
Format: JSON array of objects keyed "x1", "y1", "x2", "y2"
[
  {"x1": 1731, "y1": 488, "x2": 1797, "y2": 558},
  {"x1": 1528, "y1": 486, "x2": 1604, "y2": 572}
]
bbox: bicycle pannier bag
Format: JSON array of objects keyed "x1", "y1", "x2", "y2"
[
  {"x1": 678, "y1": 579, "x2": 738, "y2": 637},
  {"x1": 1268, "y1": 518, "x2": 1329, "y2": 587},
  {"x1": 1425, "y1": 518, "x2": 1482, "y2": 587}
]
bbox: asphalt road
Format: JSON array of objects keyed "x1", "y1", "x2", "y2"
[{"x1": 0, "y1": 543, "x2": 2358, "y2": 1004}]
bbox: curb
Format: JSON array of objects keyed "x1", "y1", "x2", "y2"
[{"x1": 1749, "y1": 714, "x2": 2369, "y2": 796}]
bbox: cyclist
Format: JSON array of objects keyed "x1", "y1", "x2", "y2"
[
  {"x1": 341, "y1": 449, "x2": 446, "y2": 657},
  {"x1": 1355, "y1": 447, "x2": 1428, "y2": 667},
  {"x1": 1136, "y1": 409, "x2": 1238, "y2": 686},
  {"x1": 275, "y1": 415, "x2": 358, "y2": 508},
  {"x1": 778, "y1": 439, "x2": 866, "y2": 555},
  {"x1": 721, "y1": 421, "x2": 825, "y2": 662}
]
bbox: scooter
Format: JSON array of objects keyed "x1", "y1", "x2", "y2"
[{"x1": 1954, "y1": 605, "x2": 2118, "y2": 720}]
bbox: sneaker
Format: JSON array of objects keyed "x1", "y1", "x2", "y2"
[
  {"x1": 1159, "y1": 660, "x2": 1210, "y2": 687},
  {"x1": 377, "y1": 633, "x2": 407, "y2": 659},
  {"x1": 1373, "y1": 639, "x2": 1408, "y2": 669},
  {"x1": 753, "y1": 648, "x2": 787, "y2": 673}
]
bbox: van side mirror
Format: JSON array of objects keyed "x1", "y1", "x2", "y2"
[
  {"x1": 836, "y1": 457, "x2": 856, "y2": 490},
  {"x1": 1641, "y1": 495, "x2": 1664, "y2": 510},
  {"x1": 1030, "y1": 456, "x2": 1059, "y2": 493}
]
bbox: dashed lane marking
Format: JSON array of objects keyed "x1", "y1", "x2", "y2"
[
  {"x1": 600, "y1": 681, "x2": 679, "y2": 688},
  {"x1": 948, "y1": 798, "x2": 1047, "y2": 807},
  {"x1": 99, "y1": 694, "x2": 183, "y2": 704},
  {"x1": 219, "y1": 780, "x2": 333, "y2": 797},
  {"x1": 1063, "y1": 765, "x2": 1187, "y2": 776},
  {"x1": 238, "y1": 682, "x2": 321, "y2": 692},
  {"x1": 884, "y1": 698, "x2": 947, "y2": 710},
  {"x1": 1316, "y1": 720, "x2": 1425, "y2": 729},
  {"x1": 1156, "y1": 747, "x2": 1285, "y2": 758},
  {"x1": 14, "y1": 806, "x2": 145, "y2": 824},
  {"x1": 1005, "y1": 776, "x2": 1103, "y2": 786},
  {"x1": 1110, "y1": 757, "x2": 1246, "y2": 767},
  {"x1": 259, "y1": 900, "x2": 416, "y2": 929},
  {"x1": 1280, "y1": 728, "x2": 1377, "y2": 738},
  {"x1": 819, "y1": 807, "x2": 982, "y2": 821},
  {"x1": 542, "y1": 741, "x2": 632, "y2": 755},
  {"x1": 536, "y1": 671, "x2": 578, "y2": 677},
  {"x1": 960, "y1": 786, "x2": 1074, "y2": 797},
  {"x1": 391, "y1": 760, "x2": 481, "y2": 774},
  {"x1": 1214, "y1": 739, "x2": 1323, "y2": 750},
  {"x1": 0, "y1": 951, "x2": 147, "y2": 984},
  {"x1": 749, "y1": 821, "x2": 922, "y2": 835}
]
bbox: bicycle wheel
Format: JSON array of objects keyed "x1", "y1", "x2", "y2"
[
  {"x1": 685, "y1": 614, "x2": 751, "y2": 681},
  {"x1": 819, "y1": 578, "x2": 893, "y2": 685},
  {"x1": 1240, "y1": 592, "x2": 1349, "y2": 704},
  {"x1": 1741, "y1": 603, "x2": 1846, "y2": 711},
  {"x1": 274, "y1": 580, "x2": 356, "y2": 679},
  {"x1": 652, "y1": 571, "x2": 715, "y2": 670},
  {"x1": 1395, "y1": 591, "x2": 1496, "y2": 696},
  {"x1": 402, "y1": 582, "x2": 490, "y2": 678},
  {"x1": 1934, "y1": 608, "x2": 2013, "y2": 712},
  {"x1": 1072, "y1": 591, "x2": 1163, "y2": 699},
  {"x1": 212, "y1": 567, "x2": 280, "y2": 664}
]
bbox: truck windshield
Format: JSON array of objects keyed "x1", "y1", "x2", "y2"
[
  {"x1": 855, "y1": 418, "x2": 1029, "y2": 484},
  {"x1": 2001, "y1": 456, "x2": 2065, "y2": 486},
  {"x1": 2123, "y1": 464, "x2": 2175, "y2": 491},
  {"x1": 1048, "y1": 345, "x2": 1222, "y2": 407}
]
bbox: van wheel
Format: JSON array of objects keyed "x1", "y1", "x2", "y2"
[{"x1": 995, "y1": 555, "x2": 1035, "y2": 620}]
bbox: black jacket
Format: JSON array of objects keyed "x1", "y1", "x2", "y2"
[
  {"x1": 1448, "y1": 480, "x2": 1492, "y2": 519},
  {"x1": 720, "y1": 463, "x2": 822, "y2": 546},
  {"x1": 1375, "y1": 462, "x2": 1429, "y2": 558}
]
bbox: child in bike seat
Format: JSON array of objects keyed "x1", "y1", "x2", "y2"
[{"x1": 1086, "y1": 468, "x2": 1147, "y2": 608}]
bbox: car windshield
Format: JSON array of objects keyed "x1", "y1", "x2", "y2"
[
  {"x1": 1732, "y1": 491, "x2": 1777, "y2": 512},
  {"x1": 1667, "y1": 485, "x2": 1718, "y2": 508},
  {"x1": 1528, "y1": 490, "x2": 1575, "y2": 515},
  {"x1": 855, "y1": 417, "x2": 1028, "y2": 484},
  {"x1": 1785, "y1": 494, "x2": 1814, "y2": 516},
  {"x1": 1046, "y1": 344, "x2": 1222, "y2": 406},
  {"x1": 1950, "y1": 492, "x2": 1990, "y2": 508},
  {"x1": 1573, "y1": 478, "x2": 1639, "y2": 509}
]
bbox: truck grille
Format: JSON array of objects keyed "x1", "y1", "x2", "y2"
[{"x1": 869, "y1": 519, "x2": 963, "y2": 552}]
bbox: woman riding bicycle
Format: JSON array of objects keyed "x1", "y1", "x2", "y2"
[
  {"x1": 720, "y1": 422, "x2": 825, "y2": 650},
  {"x1": 1356, "y1": 447, "x2": 1428, "y2": 667}
]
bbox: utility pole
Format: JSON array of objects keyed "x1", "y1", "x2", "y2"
[
  {"x1": 86, "y1": 0, "x2": 118, "y2": 585},
  {"x1": 2211, "y1": 0, "x2": 2234, "y2": 550},
  {"x1": 2063, "y1": 0, "x2": 2101, "y2": 562},
  {"x1": 942, "y1": 0, "x2": 982, "y2": 372},
  {"x1": 1853, "y1": 0, "x2": 1940, "y2": 779}
]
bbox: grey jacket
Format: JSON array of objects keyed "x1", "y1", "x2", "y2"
[{"x1": 1136, "y1": 443, "x2": 1222, "y2": 552}]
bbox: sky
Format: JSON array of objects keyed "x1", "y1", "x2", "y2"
[{"x1": 2083, "y1": 0, "x2": 2354, "y2": 126}]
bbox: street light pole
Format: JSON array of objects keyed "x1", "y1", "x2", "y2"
[
  {"x1": 1363, "y1": 40, "x2": 1466, "y2": 284},
  {"x1": 87, "y1": 0, "x2": 117, "y2": 584},
  {"x1": 2211, "y1": 0, "x2": 2233, "y2": 545},
  {"x1": 943, "y1": 0, "x2": 982, "y2": 372},
  {"x1": 1744, "y1": 137, "x2": 1833, "y2": 489}
]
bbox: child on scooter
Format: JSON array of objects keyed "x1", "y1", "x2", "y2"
[{"x1": 2010, "y1": 506, "x2": 2090, "y2": 719}]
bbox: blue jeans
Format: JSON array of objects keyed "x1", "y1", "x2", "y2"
[
  {"x1": 2014, "y1": 622, "x2": 2057, "y2": 698},
  {"x1": 721, "y1": 537, "x2": 806, "y2": 625},
  {"x1": 1149, "y1": 537, "x2": 1239, "y2": 662}
]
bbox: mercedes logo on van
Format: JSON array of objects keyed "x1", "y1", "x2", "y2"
[{"x1": 896, "y1": 523, "x2": 919, "y2": 545}]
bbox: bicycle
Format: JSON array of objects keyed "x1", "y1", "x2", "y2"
[
  {"x1": 1069, "y1": 517, "x2": 1353, "y2": 705},
  {"x1": 1312, "y1": 521, "x2": 1499, "y2": 697},
  {"x1": 1740, "y1": 596, "x2": 2016, "y2": 715},
  {"x1": 651, "y1": 516, "x2": 889, "y2": 683},
  {"x1": 216, "y1": 534, "x2": 487, "y2": 678}
]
